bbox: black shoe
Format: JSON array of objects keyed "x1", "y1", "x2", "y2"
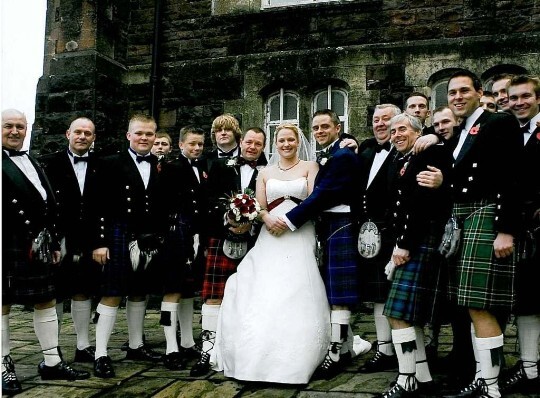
[
  {"x1": 425, "y1": 343, "x2": 438, "y2": 366},
  {"x1": 94, "y1": 356, "x2": 115, "y2": 378},
  {"x1": 376, "y1": 383, "x2": 418, "y2": 398},
  {"x1": 121, "y1": 334, "x2": 146, "y2": 351},
  {"x1": 125, "y1": 344, "x2": 162, "y2": 362},
  {"x1": 163, "y1": 352, "x2": 187, "y2": 370},
  {"x1": 359, "y1": 350, "x2": 398, "y2": 373},
  {"x1": 416, "y1": 380, "x2": 439, "y2": 397},
  {"x1": 190, "y1": 352, "x2": 211, "y2": 377},
  {"x1": 312, "y1": 352, "x2": 343, "y2": 380},
  {"x1": 73, "y1": 346, "x2": 96, "y2": 363},
  {"x1": 179, "y1": 345, "x2": 202, "y2": 360},
  {"x1": 38, "y1": 360, "x2": 90, "y2": 380},
  {"x1": 443, "y1": 379, "x2": 484, "y2": 398},
  {"x1": 2, "y1": 355, "x2": 22, "y2": 396},
  {"x1": 499, "y1": 360, "x2": 540, "y2": 394}
]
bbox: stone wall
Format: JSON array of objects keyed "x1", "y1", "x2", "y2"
[{"x1": 33, "y1": 0, "x2": 540, "y2": 153}]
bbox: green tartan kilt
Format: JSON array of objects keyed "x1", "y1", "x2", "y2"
[{"x1": 448, "y1": 201, "x2": 516, "y2": 312}]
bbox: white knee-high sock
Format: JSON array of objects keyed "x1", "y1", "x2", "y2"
[
  {"x1": 34, "y1": 307, "x2": 61, "y2": 367},
  {"x1": 392, "y1": 327, "x2": 418, "y2": 391},
  {"x1": 374, "y1": 303, "x2": 394, "y2": 356},
  {"x1": 476, "y1": 334, "x2": 504, "y2": 398},
  {"x1": 71, "y1": 299, "x2": 92, "y2": 350},
  {"x1": 471, "y1": 324, "x2": 481, "y2": 381},
  {"x1": 201, "y1": 304, "x2": 219, "y2": 354},
  {"x1": 161, "y1": 301, "x2": 179, "y2": 355},
  {"x1": 517, "y1": 314, "x2": 540, "y2": 379},
  {"x1": 329, "y1": 310, "x2": 350, "y2": 361},
  {"x1": 178, "y1": 298, "x2": 196, "y2": 349},
  {"x1": 95, "y1": 303, "x2": 118, "y2": 359},
  {"x1": 127, "y1": 300, "x2": 146, "y2": 349},
  {"x1": 55, "y1": 302, "x2": 64, "y2": 334},
  {"x1": 1, "y1": 314, "x2": 10, "y2": 373},
  {"x1": 414, "y1": 326, "x2": 432, "y2": 383}
]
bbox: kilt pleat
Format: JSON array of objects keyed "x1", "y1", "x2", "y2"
[
  {"x1": 318, "y1": 213, "x2": 359, "y2": 306},
  {"x1": 448, "y1": 201, "x2": 516, "y2": 311},
  {"x1": 384, "y1": 232, "x2": 445, "y2": 325}
]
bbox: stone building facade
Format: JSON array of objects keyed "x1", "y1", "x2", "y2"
[{"x1": 32, "y1": 0, "x2": 540, "y2": 156}]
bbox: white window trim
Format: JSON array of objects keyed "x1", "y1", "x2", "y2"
[
  {"x1": 265, "y1": 89, "x2": 300, "y2": 159},
  {"x1": 312, "y1": 85, "x2": 349, "y2": 135},
  {"x1": 262, "y1": 0, "x2": 352, "y2": 10}
]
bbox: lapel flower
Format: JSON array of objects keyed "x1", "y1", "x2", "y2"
[
  {"x1": 226, "y1": 157, "x2": 239, "y2": 167},
  {"x1": 202, "y1": 171, "x2": 208, "y2": 179},
  {"x1": 316, "y1": 151, "x2": 332, "y2": 166},
  {"x1": 469, "y1": 124, "x2": 480, "y2": 135}
]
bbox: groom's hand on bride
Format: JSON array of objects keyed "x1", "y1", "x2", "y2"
[{"x1": 265, "y1": 215, "x2": 288, "y2": 236}]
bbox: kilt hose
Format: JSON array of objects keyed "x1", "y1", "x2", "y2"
[
  {"x1": 201, "y1": 237, "x2": 240, "y2": 301},
  {"x1": 100, "y1": 223, "x2": 157, "y2": 297},
  {"x1": 448, "y1": 201, "x2": 516, "y2": 312},
  {"x1": 358, "y1": 223, "x2": 395, "y2": 303},
  {"x1": 318, "y1": 213, "x2": 359, "y2": 306},
  {"x1": 384, "y1": 231, "x2": 446, "y2": 325}
]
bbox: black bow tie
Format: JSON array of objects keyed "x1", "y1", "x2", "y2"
[
  {"x1": 136, "y1": 155, "x2": 152, "y2": 163},
  {"x1": 520, "y1": 122, "x2": 531, "y2": 134},
  {"x1": 73, "y1": 156, "x2": 89, "y2": 164},
  {"x1": 189, "y1": 158, "x2": 199, "y2": 166},
  {"x1": 3, "y1": 147, "x2": 27, "y2": 157},
  {"x1": 375, "y1": 141, "x2": 391, "y2": 153},
  {"x1": 237, "y1": 157, "x2": 257, "y2": 169},
  {"x1": 218, "y1": 147, "x2": 237, "y2": 158}
]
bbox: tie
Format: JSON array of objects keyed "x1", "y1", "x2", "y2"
[
  {"x1": 520, "y1": 122, "x2": 531, "y2": 134},
  {"x1": 218, "y1": 147, "x2": 237, "y2": 158},
  {"x1": 375, "y1": 141, "x2": 391, "y2": 153},
  {"x1": 237, "y1": 157, "x2": 257, "y2": 169},
  {"x1": 136, "y1": 155, "x2": 151, "y2": 163},
  {"x1": 73, "y1": 156, "x2": 89, "y2": 164},
  {"x1": 3, "y1": 147, "x2": 27, "y2": 157}
]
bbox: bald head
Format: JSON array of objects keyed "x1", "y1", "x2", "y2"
[
  {"x1": 66, "y1": 117, "x2": 96, "y2": 155},
  {"x1": 2, "y1": 109, "x2": 27, "y2": 150}
]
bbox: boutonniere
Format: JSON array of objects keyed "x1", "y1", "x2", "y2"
[
  {"x1": 226, "y1": 157, "x2": 239, "y2": 167},
  {"x1": 399, "y1": 161, "x2": 409, "y2": 176},
  {"x1": 202, "y1": 171, "x2": 208, "y2": 179},
  {"x1": 316, "y1": 152, "x2": 332, "y2": 166},
  {"x1": 469, "y1": 125, "x2": 480, "y2": 135}
]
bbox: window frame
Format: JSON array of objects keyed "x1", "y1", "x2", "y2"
[{"x1": 264, "y1": 89, "x2": 300, "y2": 159}]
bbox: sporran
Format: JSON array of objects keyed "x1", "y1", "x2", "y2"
[{"x1": 358, "y1": 221, "x2": 381, "y2": 259}]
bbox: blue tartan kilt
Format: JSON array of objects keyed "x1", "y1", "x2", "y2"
[
  {"x1": 318, "y1": 213, "x2": 359, "y2": 306},
  {"x1": 100, "y1": 223, "x2": 157, "y2": 297},
  {"x1": 2, "y1": 249, "x2": 56, "y2": 305},
  {"x1": 448, "y1": 201, "x2": 516, "y2": 312},
  {"x1": 384, "y1": 231, "x2": 446, "y2": 325}
]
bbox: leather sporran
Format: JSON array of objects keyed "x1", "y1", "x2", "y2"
[
  {"x1": 438, "y1": 216, "x2": 461, "y2": 258},
  {"x1": 358, "y1": 221, "x2": 382, "y2": 259},
  {"x1": 30, "y1": 228, "x2": 54, "y2": 265}
]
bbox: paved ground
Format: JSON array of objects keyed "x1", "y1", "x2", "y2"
[{"x1": 4, "y1": 302, "x2": 538, "y2": 398}]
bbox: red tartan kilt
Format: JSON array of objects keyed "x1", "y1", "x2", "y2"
[{"x1": 201, "y1": 237, "x2": 239, "y2": 301}]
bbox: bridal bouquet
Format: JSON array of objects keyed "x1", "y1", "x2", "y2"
[{"x1": 225, "y1": 189, "x2": 261, "y2": 224}]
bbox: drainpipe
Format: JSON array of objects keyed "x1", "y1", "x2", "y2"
[{"x1": 150, "y1": 0, "x2": 163, "y2": 118}]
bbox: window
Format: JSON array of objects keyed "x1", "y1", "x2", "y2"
[
  {"x1": 265, "y1": 89, "x2": 299, "y2": 158},
  {"x1": 262, "y1": 0, "x2": 351, "y2": 9},
  {"x1": 313, "y1": 86, "x2": 348, "y2": 133},
  {"x1": 430, "y1": 80, "x2": 449, "y2": 110}
]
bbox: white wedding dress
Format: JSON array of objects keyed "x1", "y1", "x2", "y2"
[{"x1": 211, "y1": 177, "x2": 330, "y2": 384}]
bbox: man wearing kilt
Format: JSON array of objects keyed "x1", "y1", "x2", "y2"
[
  {"x1": 2, "y1": 109, "x2": 90, "y2": 396},
  {"x1": 443, "y1": 70, "x2": 522, "y2": 398},
  {"x1": 90, "y1": 114, "x2": 163, "y2": 378},
  {"x1": 357, "y1": 104, "x2": 402, "y2": 373},
  {"x1": 377, "y1": 113, "x2": 452, "y2": 398},
  {"x1": 155, "y1": 126, "x2": 208, "y2": 370},
  {"x1": 40, "y1": 117, "x2": 101, "y2": 364},
  {"x1": 190, "y1": 127, "x2": 267, "y2": 377},
  {"x1": 498, "y1": 75, "x2": 540, "y2": 394},
  {"x1": 283, "y1": 109, "x2": 361, "y2": 379}
]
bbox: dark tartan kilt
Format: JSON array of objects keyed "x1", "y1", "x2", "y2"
[
  {"x1": 201, "y1": 237, "x2": 240, "y2": 301},
  {"x1": 52, "y1": 253, "x2": 101, "y2": 300},
  {"x1": 384, "y1": 231, "x2": 445, "y2": 325},
  {"x1": 318, "y1": 213, "x2": 359, "y2": 306},
  {"x1": 448, "y1": 201, "x2": 516, "y2": 312},
  {"x1": 358, "y1": 223, "x2": 395, "y2": 303},
  {"x1": 100, "y1": 223, "x2": 158, "y2": 297},
  {"x1": 514, "y1": 234, "x2": 540, "y2": 315},
  {"x1": 2, "y1": 245, "x2": 56, "y2": 305}
]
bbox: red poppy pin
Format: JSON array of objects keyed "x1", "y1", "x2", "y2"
[
  {"x1": 399, "y1": 161, "x2": 409, "y2": 176},
  {"x1": 469, "y1": 125, "x2": 480, "y2": 135},
  {"x1": 202, "y1": 171, "x2": 208, "y2": 179},
  {"x1": 536, "y1": 132, "x2": 540, "y2": 141}
]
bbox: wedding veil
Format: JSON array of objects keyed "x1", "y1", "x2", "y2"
[{"x1": 267, "y1": 124, "x2": 315, "y2": 166}]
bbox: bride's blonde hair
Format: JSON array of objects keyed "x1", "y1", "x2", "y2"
[{"x1": 275, "y1": 123, "x2": 302, "y2": 147}]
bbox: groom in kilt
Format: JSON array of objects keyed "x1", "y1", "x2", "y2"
[
  {"x1": 443, "y1": 70, "x2": 522, "y2": 398},
  {"x1": 190, "y1": 127, "x2": 267, "y2": 377}
]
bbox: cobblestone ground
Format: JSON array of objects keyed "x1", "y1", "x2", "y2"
[{"x1": 4, "y1": 302, "x2": 538, "y2": 398}]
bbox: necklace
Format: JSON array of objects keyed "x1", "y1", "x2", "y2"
[{"x1": 277, "y1": 159, "x2": 300, "y2": 172}]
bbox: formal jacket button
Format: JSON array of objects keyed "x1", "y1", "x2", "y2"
[
  {"x1": 494, "y1": 216, "x2": 499, "y2": 221},
  {"x1": 472, "y1": 163, "x2": 477, "y2": 168},
  {"x1": 468, "y1": 176, "x2": 473, "y2": 181},
  {"x1": 127, "y1": 198, "x2": 131, "y2": 202},
  {"x1": 100, "y1": 234, "x2": 105, "y2": 238},
  {"x1": 100, "y1": 226, "x2": 105, "y2": 230},
  {"x1": 497, "y1": 194, "x2": 501, "y2": 199},
  {"x1": 19, "y1": 210, "x2": 24, "y2": 215},
  {"x1": 101, "y1": 218, "x2": 105, "y2": 221},
  {"x1": 462, "y1": 188, "x2": 468, "y2": 193},
  {"x1": 497, "y1": 205, "x2": 501, "y2": 209},
  {"x1": 396, "y1": 201, "x2": 400, "y2": 206},
  {"x1": 12, "y1": 199, "x2": 17, "y2": 204},
  {"x1": 25, "y1": 220, "x2": 30, "y2": 225},
  {"x1": 126, "y1": 185, "x2": 130, "y2": 189},
  {"x1": 194, "y1": 210, "x2": 198, "y2": 214},
  {"x1": 394, "y1": 213, "x2": 398, "y2": 217}
]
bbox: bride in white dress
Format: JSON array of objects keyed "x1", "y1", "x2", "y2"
[{"x1": 211, "y1": 124, "x2": 330, "y2": 384}]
